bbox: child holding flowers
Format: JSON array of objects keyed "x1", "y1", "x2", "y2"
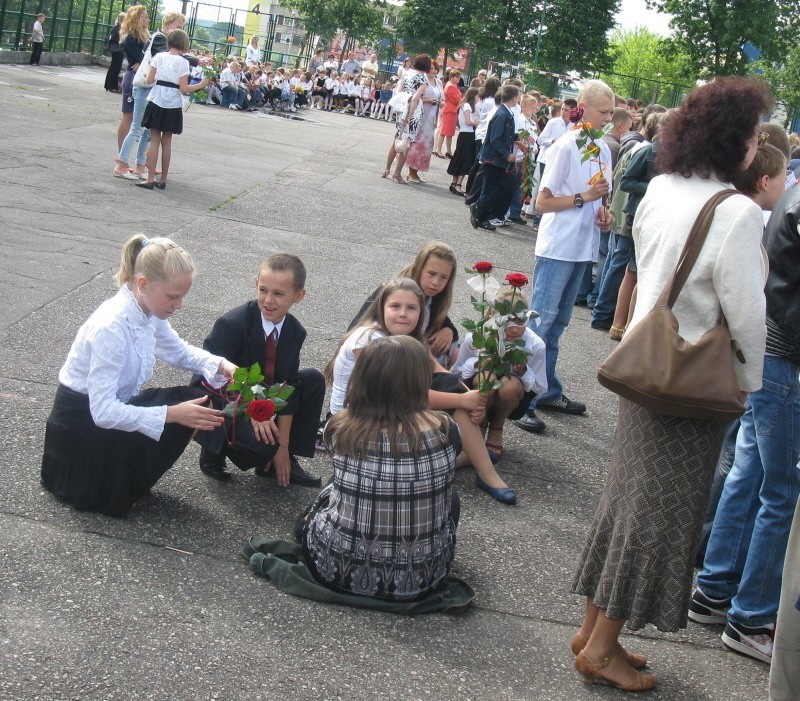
[
  {"x1": 453, "y1": 266, "x2": 547, "y2": 456},
  {"x1": 516, "y1": 80, "x2": 614, "y2": 434},
  {"x1": 136, "y1": 29, "x2": 209, "y2": 190},
  {"x1": 194, "y1": 253, "x2": 324, "y2": 487},
  {"x1": 332, "y1": 277, "x2": 517, "y2": 505},
  {"x1": 41, "y1": 235, "x2": 236, "y2": 516}
]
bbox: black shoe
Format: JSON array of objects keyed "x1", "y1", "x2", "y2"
[
  {"x1": 688, "y1": 588, "x2": 731, "y2": 625},
  {"x1": 477, "y1": 220, "x2": 496, "y2": 231},
  {"x1": 288, "y1": 456, "x2": 322, "y2": 487},
  {"x1": 574, "y1": 298, "x2": 588, "y2": 307},
  {"x1": 538, "y1": 394, "x2": 586, "y2": 415},
  {"x1": 257, "y1": 456, "x2": 322, "y2": 487},
  {"x1": 199, "y1": 448, "x2": 231, "y2": 481},
  {"x1": 590, "y1": 318, "x2": 612, "y2": 330},
  {"x1": 470, "y1": 204, "x2": 479, "y2": 229},
  {"x1": 506, "y1": 216, "x2": 527, "y2": 225},
  {"x1": 514, "y1": 410, "x2": 545, "y2": 433}
]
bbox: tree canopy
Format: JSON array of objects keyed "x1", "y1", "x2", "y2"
[
  {"x1": 396, "y1": 0, "x2": 618, "y2": 73},
  {"x1": 281, "y1": 0, "x2": 386, "y2": 47},
  {"x1": 647, "y1": 0, "x2": 800, "y2": 77},
  {"x1": 603, "y1": 27, "x2": 694, "y2": 97}
]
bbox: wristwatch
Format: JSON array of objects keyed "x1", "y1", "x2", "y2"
[{"x1": 574, "y1": 193, "x2": 585, "y2": 209}]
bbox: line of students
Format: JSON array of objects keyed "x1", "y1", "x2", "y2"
[{"x1": 308, "y1": 69, "x2": 397, "y2": 119}]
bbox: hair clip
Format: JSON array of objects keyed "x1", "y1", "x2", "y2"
[{"x1": 141, "y1": 238, "x2": 150, "y2": 247}]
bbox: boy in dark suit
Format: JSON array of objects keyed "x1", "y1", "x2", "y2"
[{"x1": 196, "y1": 253, "x2": 323, "y2": 487}]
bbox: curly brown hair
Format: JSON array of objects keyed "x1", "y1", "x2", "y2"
[
  {"x1": 657, "y1": 76, "x2": 772, "y2": 182},
  {"x1": 413, "y1": 54, "x2": 432, "y2": 72}
]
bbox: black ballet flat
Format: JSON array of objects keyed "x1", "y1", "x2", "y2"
[
  {"x1": 154, "y1": 182, "x2": 166, "y2": 190},
  {"x1": 135, "y1": 181, "x2": 155, "y2": 190}
]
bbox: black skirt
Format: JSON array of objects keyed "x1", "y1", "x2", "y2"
[
  {"x1": 447, "y1": 131, "x2": 476, "y2": 177},
  {"x1": 142, "y1": 101, "x2": 183, "y2": 134},
  {"x1": 41, "y1": 384, "x2": 203, "y2": 517}
]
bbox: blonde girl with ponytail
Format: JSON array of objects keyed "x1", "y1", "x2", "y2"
[{"x1": 41, "y1": 234, "x2": 238, "y2": 516}]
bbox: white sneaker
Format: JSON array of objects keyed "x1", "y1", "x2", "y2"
[
  {"x1": 290, "y1": 107, "x2": 297, "y2": 112},
  {"x1": 488, "y1": 218, "x2": 506, "y2": 227}
]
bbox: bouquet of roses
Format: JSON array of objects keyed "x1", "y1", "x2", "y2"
[
  {"x1": 220, "y1": 362, "x2": 294, "y2": 421},
  {"x1": 461, "y1": 262, "x2": 538, "y2": 393}
]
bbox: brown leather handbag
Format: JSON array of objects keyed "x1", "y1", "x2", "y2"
[{"x1": 597, "y1": 189, "x2": 746, "y2": 421}]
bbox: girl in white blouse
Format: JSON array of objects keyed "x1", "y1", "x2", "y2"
[{"x1": 41, "y1": 235, "x2": 237, "y2": 516}]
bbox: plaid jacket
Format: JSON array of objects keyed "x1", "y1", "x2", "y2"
[{"x1": 305, "y1": 416, "x2": 460, "y2": 600}]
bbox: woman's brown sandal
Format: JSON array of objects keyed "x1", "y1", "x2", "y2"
[
  {"x1": 575, "y1": 650, "x2": 656, "y2": 692},
  {"x1": 571, "y1": 631, "x2": 647, "y2": 669},
  {"x1": 609, "y1": 325, "x2": 625, "y2": 341}
]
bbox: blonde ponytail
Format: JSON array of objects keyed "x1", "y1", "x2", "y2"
[{"x1": 115, "y1": 234, "x2": 195, "y2": 287}]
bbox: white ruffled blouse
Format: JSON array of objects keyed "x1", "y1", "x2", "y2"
[{"x1": 58, "y1": 285, "x2": 224, "y2": 440}]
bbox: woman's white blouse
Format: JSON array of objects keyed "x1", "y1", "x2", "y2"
[{"x1": 58, "y1": 286, "x2": 224, "y2": 440}]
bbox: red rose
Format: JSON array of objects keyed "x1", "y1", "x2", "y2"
[
  {"x1": 505, "y1": 272, "x2": 529, "y2": 288},
  {"x1": 569, "y1": 105, "x2": 584, "y2": 123},
  {"x1": 247, "y1": 399, "x2": 276, "y2": 422},
  {"x1": 474, "y1": 261, "x2": 494, "y2": 273}
]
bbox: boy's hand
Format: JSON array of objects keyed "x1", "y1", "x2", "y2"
[
  {"x1": 595, "y1": 206, "x2": 613, "y2": 231},
  {"x1": 584, "y1": 178, "x2": 609, "y2": 202},
  {"x1": 272, "y1": 447, "x2": 291, "y2": 487},
  {"x1": 251, "y1": 417, "x2": 279, "y2": 444}
]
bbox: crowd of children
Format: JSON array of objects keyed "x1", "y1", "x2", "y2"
[{"x1": 186, "y1": 52, "x2": 401, "y2": 120}]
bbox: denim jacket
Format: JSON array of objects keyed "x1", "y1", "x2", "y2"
[{"x1": 479, "y1": 104, "x2": 515, "y2": 166}]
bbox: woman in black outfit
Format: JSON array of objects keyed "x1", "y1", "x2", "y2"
[{"x1": 104, "y1": 13, "x2": 126, "y2": 92}]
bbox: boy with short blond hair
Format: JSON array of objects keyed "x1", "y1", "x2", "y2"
[{"x1": 516, "y1": 80, "x2": 615, "y2": 434}]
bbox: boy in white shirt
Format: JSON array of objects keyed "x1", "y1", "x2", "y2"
[
  {"x1": 515, "y1": 81, "x2": 614, "y2": 434},
  {"x1": 29, "y1": 13, "x2": 45, "y2": 65}
]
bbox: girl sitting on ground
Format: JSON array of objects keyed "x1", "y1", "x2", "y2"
[
  {"x1": 331, "y1": 277, "x2": 518, "y2": 505},
  {"x1": 350, "y1": 241, "x2": 459, "y2": 367},
  {"x1": 301, "y1": 335, "x2": 462, "y2": 601}
]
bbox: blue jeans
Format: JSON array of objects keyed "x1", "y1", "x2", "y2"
[
  {"x1": 696, "y1": 355, "x2": 800, "y2": 626},
  {"x1": 221, "y1": 85, "x2": 246, "y2": 108},
  {"x1": 118, "y1": 85, "x2": 151, "y2": 167},
  {"x1": 574, "y1": 231, "x2": 608, "y2": 307},
  {"x1": 528, "y1": 256, "x2": 589, "y2": 405},
  {"x1": 697, "y1": 418, "x2": 740, "y2": 564},
  {"x1": 592, "y1": 232, "x2": 632, "y2": 325},
  {"x1": 506, "y1": 167, "x2": 524, "y2": 219}
]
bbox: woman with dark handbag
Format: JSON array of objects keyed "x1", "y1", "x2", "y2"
[
  {"x1": 104, "y1": 13, "x2": 126, "y2": 93},
  {"x1": 570, "y1": 76, "x2": 771, "y2": 692}
]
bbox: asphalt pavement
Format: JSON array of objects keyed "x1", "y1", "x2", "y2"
[{"x1": 0, "y1": 64, "x2": 770, "y2": 700}]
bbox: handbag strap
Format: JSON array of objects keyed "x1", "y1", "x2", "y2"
[{"x1": 659, "y1": 188, "x2": 739, "y2": 309}]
